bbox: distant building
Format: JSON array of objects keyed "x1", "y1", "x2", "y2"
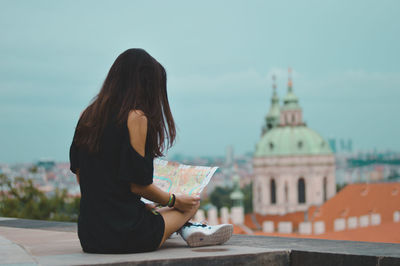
[
  {"x1": 328, "y1": 138, "x2": 353, "y2": 154},
  {"x1": 253, "y1": 69, "x2": 336, "y2": 215},
  {"x1": 36, "y1": 159, "x2": 55, "y2": 171},
  {"x1": 225, "y1": 145, "x2": 234, "y2": 168},
  {"x1": 335, "y1": 151, "x2": 400, "y2": 184}
]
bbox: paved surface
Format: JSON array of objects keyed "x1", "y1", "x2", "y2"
[
  {"x1": 0, "y1": 217, "x2": 399, "y2": 266},
  {"x1": 0, "y1": 217, "x2": 288, "y2": 266}
]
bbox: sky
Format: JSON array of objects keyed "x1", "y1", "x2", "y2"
[{"x1": 0, "y1": 0, "x2": 399, "y2": 163}]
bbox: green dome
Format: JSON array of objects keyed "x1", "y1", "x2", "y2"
[
  {"x1": 230, "y1": 174, "x2": 244, "y2": 200},
  {"x1": 255, "y1": 126, "x2": 333, "y2": 157},
  {"x1": 230, "y1": 190, "x2": 244, "y2": 200}
]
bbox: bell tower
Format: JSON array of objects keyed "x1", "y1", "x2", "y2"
[
  {"x1": 280, "y1": 68, "x2": 303, "y2": 126},
  {"x1": 262, "y1": 75, "x2": 281, "y2": 135}
]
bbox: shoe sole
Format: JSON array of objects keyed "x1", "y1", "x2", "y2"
[{"x1": 186, "y1": 224, "x2": 234, "y2": 248}]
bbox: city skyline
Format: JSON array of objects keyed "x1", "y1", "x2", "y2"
[{"x1": 1, "y1": 1, "x2": 400, "y2": 163}]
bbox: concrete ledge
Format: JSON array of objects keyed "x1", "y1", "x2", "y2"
[
  {"x1": 37, "y1": 245, "x2": 289, "y2": 266},
  {"x1": 0, "y1": 217, "x2": 77, "y2": 232},
  {"x1": 290, "y1": 250, "x2": 396, "y2": 266},
  {"x1": 0, "y1": 225, "x2": 289, "y2": 266},
  {"x1": 0, "y1": 234, "x2": 37, "y2": 265},
  {"x1": 0, "y1": 217, "x2": 399, "y2": 266}
]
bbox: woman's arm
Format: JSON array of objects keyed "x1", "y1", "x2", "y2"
[
  {"x1": 127, "y1": 110, "x2": 170, "y2": 205},
  {"x1": 130, "y1": 183, "x2": 170, "y2": 206},
  {"x1": 127, "y1": 110, "x2": 147, "y2": 157},
  {"x1": 76, "y1": 169, "x2": 80, "y2": 184},
  {"x1": 127, "y1": 110, "x2": 200, "y2": 211},
  {"x1": 131, "y1": 183, "x2": 200, "y2": 212}
]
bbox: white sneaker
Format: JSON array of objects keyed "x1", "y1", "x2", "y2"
[{"x1": 178, "y1": 222, "x2": 233, "y2": 247}]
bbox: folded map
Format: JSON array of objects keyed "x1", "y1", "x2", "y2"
[{"x1": 141, "y1": 159, "x2": 218, "y2": 204}]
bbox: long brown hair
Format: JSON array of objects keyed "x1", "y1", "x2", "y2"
[{"x1": 74, "y1": 48, "x2": 176, "y2": 157}]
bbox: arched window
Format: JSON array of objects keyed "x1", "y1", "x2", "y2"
[
  {"x1": 284, "y1": 182, "x2": 288, "y2": 203},
  {"x1": 298, "y1": 177, "x2": 306, "y2": 203},
  {"x1": 257, "y1": 184, "x2": 262, "y2": 203},
  {"x1": 270, "y1": 178, "x2": 276, "y2": 204},
  {"x1": 323, "y1": 177, "x2": 327, "y2": 202}
]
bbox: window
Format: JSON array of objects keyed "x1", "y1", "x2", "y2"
[
  {"x1": 298, "y1": 177, "x2": 306, "y2": 203},
  {"x1": 323, "y1": 177, "x2": 327, "y2": 202},
  {"x1": 270, "y1": 178, "x2": 276, "y2": 204},
  {"x1": 298, "y1": 141, "x2": 303, "y2": 149},
  {"x1": 269, "y1": 142, "x2": 274, "y2": 150},
  {"x1": 284, "y1": 182, "x2": 288, "y2": 203}
]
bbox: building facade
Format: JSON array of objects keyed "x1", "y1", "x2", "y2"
[{"x1": 253, "y1": 70, "x2": 336, "y2": 215}]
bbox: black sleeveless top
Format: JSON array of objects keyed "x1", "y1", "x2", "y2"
[{"x1": 69, "y1": 113, "x2": 165, "y2": 253}]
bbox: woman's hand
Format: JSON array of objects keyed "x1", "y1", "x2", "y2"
[
  {"x1": 174, "y1": 194, "x2": 200, "y2": 212},
  {"x1": 145, "y1": 203, "x2": 157, "y2": 211}
]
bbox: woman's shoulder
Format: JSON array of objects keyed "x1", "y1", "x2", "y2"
[
  {"x1": 127, "y1": 109, "x2": 149, "y2": 158},
  {"x1": 128, "y1": 109, "x2": 147, "y2": 122},
  {"x1": 127, "y1": 109, "x2": 148, "y2": 130}
]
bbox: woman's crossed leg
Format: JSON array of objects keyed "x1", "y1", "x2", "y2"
[{"x1": 158, "y1": 202, "x2": 199, "y2": 248}]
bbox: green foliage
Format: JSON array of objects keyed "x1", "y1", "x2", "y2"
[
  {"x1": 29, "y1": 165, "x2": 38, "y2": 173},
  {"x1": 336, "y1": 182, "x2": 347, "y2": 193},
  {"x1": 0, "y1": 174, "x2": 79, "y2": 222},
  {"x1": 209, "y1": 186, "x2": 233, "y2": 210},
  {"x1": 242, "y1": 182, "x2": 253, "y2": 214},
  {"x1": 388, "y1": 169, "x2": 400, "y2": 180},
  {"x1": 208, "y1": 182, "x2": 253, "y2": 214}
]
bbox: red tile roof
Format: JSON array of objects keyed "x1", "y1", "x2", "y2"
[
  {"x1": 245, "y1": 207, "x2": 317, "y2": 232},
  {"x1": 311, "y1": 182, "x2": 400, "y2": 232},
  {"x1": 242, "y1": 182, "x2": 400, "y2": 243},
  {"x1": 253, "y1": 221, "x2": 400, "y2": 244}
]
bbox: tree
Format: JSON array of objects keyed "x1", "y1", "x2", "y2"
[
  {"x1": 243, "y1": 183, "x2": 253, "y2": 214},
  {"x1": 208, "y1": 183, "x2": 253, "y2": 214},
  {"x1": 209, "y1": 186, "x2": 233, "y2": 210},
  {"x1": 0, "y1": 174, "x2": 80, "y2": 222},
  {"x1": 336, "y1": 182, "x2": 347, "y2": 193}
]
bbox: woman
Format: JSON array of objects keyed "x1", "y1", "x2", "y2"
[{"x1": 69, "y1": 48, "x2": 233, "y2": 253}]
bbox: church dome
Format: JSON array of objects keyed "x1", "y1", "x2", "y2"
[{"x1": 255, "y1": 126, "x2": 333, "y2": 157}]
